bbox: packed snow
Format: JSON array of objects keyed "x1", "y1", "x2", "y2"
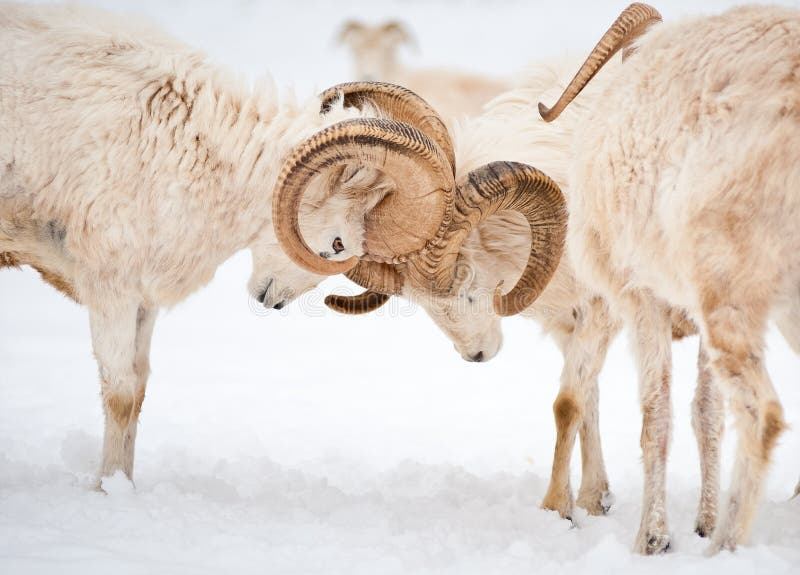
[{"x1": 1, "y1": 1, "x2": 799, "y2": 574}]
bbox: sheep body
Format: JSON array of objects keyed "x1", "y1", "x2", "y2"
[
  {"x1": 1, "y1": 4, "x2": 369, "y2": 307},
  {"x1": 406, "y1": 56, "x2": 627, "y2": 517},
  {"x1": 412, "y1": 54, "x2": 722, "y2": 524},
  {"x1": 0, "y1": 3, "x2": 368, "y2": 481},
  {"x1": 567, "y1": 5, "x2": 799, "y2": 552}
]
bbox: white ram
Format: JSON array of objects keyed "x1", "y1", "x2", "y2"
[
  {"x1": 323, "y1": 55, "x2": 702, "y2": 524},
  {"x1": 540, "y1": 3, "x2": 800, "y2": 553}
]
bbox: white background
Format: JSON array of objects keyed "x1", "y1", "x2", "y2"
[{"x1": 1, "y1": 1, "x2": 799, "y2": 574}]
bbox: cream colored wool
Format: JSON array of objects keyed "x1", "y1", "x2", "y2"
[
  {"x1": 0, "y1": 3, "x2": 381, "y2": 482},
  {"x1": 567, "y1": 5, "x2": 799, "y2": 553}
]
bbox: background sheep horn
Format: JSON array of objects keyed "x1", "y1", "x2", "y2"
[
  {"x1": 319, "y1": 81, "x2": 455, "y2": 173},
  {"x1": 538, "y1": 3, "x2": 662, "y2": 122}
]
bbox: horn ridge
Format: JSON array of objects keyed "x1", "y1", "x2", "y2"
[{"x1": 538, "y1": 3, "x2": 662, "y2": 122}]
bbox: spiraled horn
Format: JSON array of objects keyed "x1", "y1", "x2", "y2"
[
  {"x1": 538, "y1": 3, "x2": 662, "y2": 122},
  {"x1": 319, "y1": 82, "x2": 455, "y2": 172},
  {"x1": 409, "y1": 162, "x2": 567, "y2": 317},
  {"x1": 322, "y1": 258, "x2": 405, "y2": 314},
  {"x1": 325, "y1": 290, "x2": 391, "y2": 315},
  {"x1": 272, "y1": 117, "x2": 453, "y2": 275}
]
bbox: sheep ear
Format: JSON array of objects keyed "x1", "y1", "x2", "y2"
[
  {"x1": 381, "y1": 20, "x2": 416, "y2": 49},
  {"x1": 337, "y1": 20, "x2": 365, "y2": 45}
]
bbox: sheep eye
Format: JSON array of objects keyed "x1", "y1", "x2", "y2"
[
  {"x1": 467, "y1": 296, "x2": 475, "y2": 304},
  {"x1": 332, "y1": 237, "x2": 345, "y2": 254}
]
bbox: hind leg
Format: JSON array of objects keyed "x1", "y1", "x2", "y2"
[
  {"x1": 541, "y1": 297, "x2": 617, "y2": 519},
  {"x1": 577, "y1": 299, "x2": 619, "y2": 515},
  {"x1": 576, "y1": 373, "x2": 614, "y2": 516},
  {"x1": 701, "y1": 295, "x2": 785, "y2": 552},
  {"x1": 692, "y1": 343, "x2": 725, "y2": 538}
]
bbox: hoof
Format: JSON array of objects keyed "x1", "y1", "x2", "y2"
[
  {"x1": 694, "y1": 511, "x2": 716, "y2": 539},
  {"x1": 577, "y1": 489, "x2": 614, "y2": 516},
  {"x1": 635, "y1": 532, "x2": 671, "y2": 555},
  {"x1": 541, "y1": 490, "x2": 575, "y2": 521}
]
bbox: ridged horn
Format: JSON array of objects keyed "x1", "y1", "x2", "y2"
[
  {"x1": 345, "y1": 260, "x2": 405, "y2": 295},
  {"x1": 319, "y1": 81, "x2": 455, "y2": 173},
  {"x1": 409, "y1": 161, "x2": 567, "y2": 317},
  {"x1": 272, "y1": 117, "x2": 454, "y2": 275},
  {"x1": 538, "y1": 3, "x2": 662, "y2": 122},
  {"x1": 325, "y1": 291, "x2": 391, "y2": 315},
  {"x1": 323, "y1": 259, "x2": 404, "y2": 315}
]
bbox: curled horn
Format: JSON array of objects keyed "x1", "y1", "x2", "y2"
[
  {"x1": 323, "y1": 259, "x2": 405, "y2": 314},
  {"x1": 314, "y1": 82, "x2": 455, "y2": 310},
  {"x1": 272, "y1": 117, "x2": 453, "y2": 276},
  {"x1": 410, "y1": 162, "x2": 567, "y2": 317},
  {"x1": 325, "y1": 162, "x2": 566, "y2": 317},
  {"x1": 319, "y1": 81, "x2": 455, "y2": 173},
  {"x1": 325, "y1": 290, "x2": 391, "y2": 315},
  {"x1": 538, "y1": 3, "x2": 662, "y2": 122}
]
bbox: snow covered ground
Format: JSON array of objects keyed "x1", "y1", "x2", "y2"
[{"x1": 2, "y1": 1, "x2": 799, "y2": 573}]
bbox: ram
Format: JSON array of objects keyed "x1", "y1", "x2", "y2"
[
  {"x1": 337, "y1": 20, "x2": 509, "y2": 125},
  {"x1": 538, "y1": 3, "x2": 800, "y2": 553},
  {"x1": 319, "y1": 56, "x2": 705, "y2": 527},
  {"x1": 1, "y1": 4, "x2": 557, "y2": 485}
]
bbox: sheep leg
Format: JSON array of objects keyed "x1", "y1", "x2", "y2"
[
  {"x1": 692, "y1": 342, "x2": 725, "y2": 538},
  {"x1": 541, "y1": 386, "x2": 581, "y2": 520},
  {"x1": 576, "y1": 373, "x2": 613, "y2": 516},
  {"x1": 576, "y1": 299, "x2": 617, "y2": 515},
  {"x1": 542, "y1": 298, "x2": 615, "y2": 519},
  {"x1": 701, "y1": 300, "x2": 785, "y2": 552},
  {"x1": 625, "y1": 292, "x2": 673, "y2": 555},
  {"x1": 90, "y1": 300, "x2": 154, "y2": 481}
]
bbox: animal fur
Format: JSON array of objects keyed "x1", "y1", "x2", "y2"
[
  {"x1": 0, "y1": 3, "x2": 380, "y2": 482},
  {"x1": 567, "y1": 5, "x2": 799, "y2": 553}
]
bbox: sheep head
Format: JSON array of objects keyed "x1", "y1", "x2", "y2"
[
  {"x1": 405, "y1": 250, "x2": 505, "y2": 362},
  {"x1": 337, "y1": 20, "x2": 415, "y2": 81},
  {"x1": 273, "y1": 82, "x2": 568, "y2": 317},
  {"x1": 249, "y1": 159, "x2": 391, "y2": 309}
]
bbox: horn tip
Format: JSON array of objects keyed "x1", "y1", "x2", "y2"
[
  {"x1": 492, "y1": 281, "x2": 510, "y2": 317},
  {"x1": 323, "y1": 294, "x2": 342, "y2": 313},
  {"x1": 537, "y1": 102, "x2": 557, "y2": 123}
]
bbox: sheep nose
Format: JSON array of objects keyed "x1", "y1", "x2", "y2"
[
  {"x1": 272, "y1": 301, "x2": 286, "y2": 310},
  {"x1": 256, "y1": 278, "x2": 273, "y2": 304},
  {"x1": 468, "y1": 351, "x2": 485, "y2": 363}
]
